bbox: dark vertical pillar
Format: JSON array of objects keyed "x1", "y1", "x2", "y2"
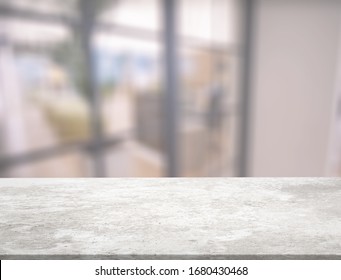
[
  {"x1": 162, "y1": 0, "x2": 181, "y2": 177},
  {"x1": 237, "y1": 0, "x2": 255, "y2": 177},
  {"x1": 78, "y1": 0, "x2": 105, "y2": 177}
]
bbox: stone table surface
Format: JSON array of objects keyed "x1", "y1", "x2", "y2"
[{"x1": 0, "y1": 178, "x2": 341, "y2": 259}]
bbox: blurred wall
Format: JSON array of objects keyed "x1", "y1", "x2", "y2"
[{"x1": 249, "y1": 0, "x2": 341, "y2": 176}]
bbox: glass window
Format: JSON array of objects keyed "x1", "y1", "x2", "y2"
[{"x1": 0, "y1": 0, "x2": 242, "y2": 177}]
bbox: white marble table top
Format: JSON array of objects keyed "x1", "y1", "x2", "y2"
[{"x1": 0, "y1": 178, "x2": 340, "y2": 259}]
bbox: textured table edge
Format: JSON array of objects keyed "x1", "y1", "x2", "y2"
[{"x1": 1, "y1": 254, "x2": 341, "y2": 260}]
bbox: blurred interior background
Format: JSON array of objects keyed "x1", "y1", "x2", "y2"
[{"x1": 0, "y1": 0, "x2": 341, "y2": 177}]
